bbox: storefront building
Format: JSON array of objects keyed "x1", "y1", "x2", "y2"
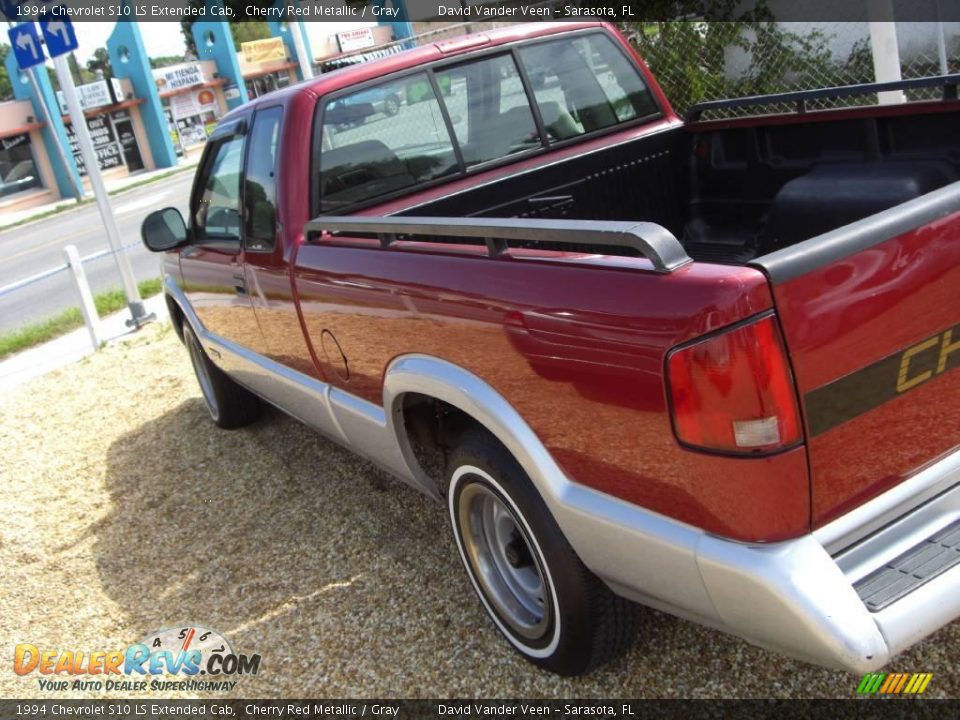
[
  {"x1": 0, "y1": 99, "x2": 58, "y2": 211},
  {"x1": 153, "y1": 61, "x2": 229, "y2": 158},
  {"x1": 239, "y1": 36, "x2": 299, "y2": 99},
  {"x1": 0, "y1": 17, "x2": 408, "y2": 210},
  {"x1": 58, "y1": 76, "x2": 155, "y2": 186},
  {"x1": 313, "y1": 25, "x2": 398, "y2": 72}
]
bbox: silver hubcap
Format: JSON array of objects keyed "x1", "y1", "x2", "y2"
[
  {"x1": 187, "y1": 335, "x2": 219, "y2": 419},
  {"x1": 458, "y1": 483, "x2": 549, "y2": 640}
]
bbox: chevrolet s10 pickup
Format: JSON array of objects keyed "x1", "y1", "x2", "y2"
[{"x1": 141, "y1": 22, "x2": 960, "y2": 676}]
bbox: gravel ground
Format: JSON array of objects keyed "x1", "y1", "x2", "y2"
[{"x1": 2, "y1": 322, "x2": 959, "y2": 699}]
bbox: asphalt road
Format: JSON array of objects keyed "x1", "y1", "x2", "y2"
[{"x1": 0, "y1": 172, "x2": 193, "y2": 334}]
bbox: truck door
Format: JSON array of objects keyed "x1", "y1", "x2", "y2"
[
  {"x1": 238, "y1": 105, "x2": 319, "y2": 379},
  {"x1": 180, "y1": 119, "x2": 267, "y2": 355}
]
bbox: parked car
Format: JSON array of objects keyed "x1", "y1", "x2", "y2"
[
  {"x1": 326, "y1": 86, "x2": 402, "y2": 131},
  {"x1": 142, "y1": 21, "x2": 960, "y2": 677}
]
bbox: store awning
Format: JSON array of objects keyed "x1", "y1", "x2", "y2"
[{"x1": 318, "y1": 45, "x2": 405, "y2": 73}]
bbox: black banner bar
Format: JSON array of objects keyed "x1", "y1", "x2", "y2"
[
  {"x1": 6, "y1": 0, "x2": 960, "y2": 23},
  {"x1": 0, "y1": 700, "x2": 956, "y2": 720}
]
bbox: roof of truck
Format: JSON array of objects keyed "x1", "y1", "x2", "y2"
[{"x1": 231, "y1": 21, "x2": 608, "y2": 116}]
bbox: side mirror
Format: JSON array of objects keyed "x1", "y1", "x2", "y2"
[{"x1": 141, "y1": 207, "x2": 188, "y2": 252}]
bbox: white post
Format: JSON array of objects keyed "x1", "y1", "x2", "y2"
[
  {"x1": 935, "y1": 1, "x2": 949, "y2": 76},
  {"x1": 63, "y1": 244, "x2": 101, "y2": 351},
  {"x1": 52, "y1": 54, "x2": 152, "y2": 328},
  {"x1": 936, "y1": 23, "x2": 948, "y2": 75},
  {"x1": 867, "y1": 0, "x2": 905, "y2": 104},
  {"x1": 290, "y1": 20, "x2": 314, "y2": 80}
]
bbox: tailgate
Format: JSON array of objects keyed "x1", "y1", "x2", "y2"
[{"x1": 753, "y1": 183, "x2": 960, "y2": 527}]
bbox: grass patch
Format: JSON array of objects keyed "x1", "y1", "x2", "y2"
[{"x1": 0, "y1": 278, "x2": 163, "y2": 360}]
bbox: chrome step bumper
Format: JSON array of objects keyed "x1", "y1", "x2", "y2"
[
  {"x1": 854, "y1": 519, "x2": 960, "y2": 612},
  {"x1": 551, "y1": 447, "x2": 960, "y2": 673}
]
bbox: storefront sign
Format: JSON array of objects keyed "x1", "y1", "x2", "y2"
[
  {"x1": 337, "y1": 27, "x2": 376, "y2": 53},
  {"x1": 168, "y1": 87, "x2": 218, "y2": 121},
  {"x1": 66, "y1": 115, "x2": 123, "y2": 176},
  {"x1": 153, "y1": 63, "x2": 205, "y2": 92},
  {"x1": 241, "y1": 37, "x2": 286, "y2": 64},
  {"x1": 1, "y1": 133, "x2": 29, "y2": 151},
  {"x1": 56, "y1": 79, "x2": 117, "y2": 114}
]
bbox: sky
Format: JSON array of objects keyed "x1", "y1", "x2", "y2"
[{"x1": 66, "y1": 21, "x2": 378, "y2": 65}]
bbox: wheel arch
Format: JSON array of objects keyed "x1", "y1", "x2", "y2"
[
  {"x1": 165, "y1": 291, "x2": 186, "y2": 343},
  {"x1": 383, "y1": 354, "x2": 574, "y2": 510}
]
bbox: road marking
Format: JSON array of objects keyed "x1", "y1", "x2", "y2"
[
  {"x1": 2, "y1": 198, "x2": 185, "y2": 264},
  {"x1": 3, "y1": 229, "x2": 100, "y2": 264},
  {"x1": 114, "y1": 193, "x2": 170, "y2": 215}
]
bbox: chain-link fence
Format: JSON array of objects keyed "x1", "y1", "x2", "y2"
[
  {"x1": 620, "y1": 21, "x2": 960, "y2": 118},
  {"x1": 328, "y1": 19, "x2": 958, "y2": 121}
]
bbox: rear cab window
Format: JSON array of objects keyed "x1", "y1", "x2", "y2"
[
  {"x1": 318, "y1": 73, "x2": 458, "y2": 212},
  {"x1": 518, "y1": 33, "x2": 659, "y2": 136},
  {"x1": 436, "y1": 53, "x2": 540, "y2": 167},
  {"x1": 314, "y1": 30, "x2": 659, "y2": 213}
]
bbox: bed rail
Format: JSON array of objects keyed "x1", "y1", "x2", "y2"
[{"x1": 304, "y1": 216, "x2": 692, "y2": 274}]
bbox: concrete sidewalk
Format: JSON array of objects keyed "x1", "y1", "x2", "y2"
[
  {"x1": 0, "y1": 160, "x2": 199, "y2": 231},
  {"x1": 0, "y1": 293, "x2": 169, "y2": 394}
]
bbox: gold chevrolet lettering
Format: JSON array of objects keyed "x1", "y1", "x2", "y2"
[
  {"x1": 897, "y1": 337, "x2": 939, "y2": 393},
  {"x1": 937, "y1": 329, "x2": 960, "y2": 374}
]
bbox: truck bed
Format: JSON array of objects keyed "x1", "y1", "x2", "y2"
[{"x1": 397, "y1": 99, "x2": 960, "y2": 266}]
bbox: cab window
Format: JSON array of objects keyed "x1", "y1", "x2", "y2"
[
  {"x1": 435, "y1": 53, "x2": 540, "y2": 167},
  {"x1": 194, "y1": 136, "x2": 245, "y2": 244},
  {"x1": 244, "y1": 107, "x2": 283, "y2": 251},
  {"x1": 318, "y1": 73, "x2": 458, "y2": 211},
  {"x1": 517, "y1": 33, "x2": 658, "y2": 138}
]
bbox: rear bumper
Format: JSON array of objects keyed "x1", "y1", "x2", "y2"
[{"x1": 555, "y1": 446, "x2": 960, "y2": 672}]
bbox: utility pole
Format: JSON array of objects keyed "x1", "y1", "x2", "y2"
[{"x1": 52, "y1": 52, "x2": 152, "y2": 327}]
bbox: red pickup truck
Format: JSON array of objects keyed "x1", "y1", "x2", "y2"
[{"x1": 141, "y1": 22, "x2": 960, "y2": 676}]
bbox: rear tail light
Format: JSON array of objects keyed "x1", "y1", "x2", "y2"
[{"x1": 666, "y1": 315, "x2": 803, "y2": 454}]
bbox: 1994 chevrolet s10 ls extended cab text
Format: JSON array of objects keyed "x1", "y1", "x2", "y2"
[{"x1": 141, "y1": 22, "x2": 960, "y2": 676}]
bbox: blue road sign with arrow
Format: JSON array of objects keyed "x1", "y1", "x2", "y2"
[
  {"x1": 8, "y1": 22, "x2": 44, "y2": 70},
  {"x1": 40, "y1": 13, "x2": 78, "y2": 58}
]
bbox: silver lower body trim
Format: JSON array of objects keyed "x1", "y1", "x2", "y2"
[
  {"x1": 163, "y1": 277, "x2": 436, "y2": 498},
  {"x1": 165, "y1": 279, "x2": 960, "y2": 672}
]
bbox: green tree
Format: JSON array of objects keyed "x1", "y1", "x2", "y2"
[
  {"x1": 150, "y1": 55, "x2": 187, "y2": 69},
  {"x1": 86, "y1": 47, "x2": 113, "y2": 80},
  {"x1": 67, "y1": 52, "x2": 96, "y2": 85},
  {"x1": 0, "y1": 44, "x2": 11, "y2": 101},
  {"x1": 621, "y1": 16, "x2": 837, "y2": 115}
]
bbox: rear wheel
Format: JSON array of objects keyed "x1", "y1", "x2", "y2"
[
  {"x1": 183, "y1": 323, "x2": 261, "y2": 429},
  {"x1": 447, "y1": 430, "x2": 638, "y2": 675}
]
